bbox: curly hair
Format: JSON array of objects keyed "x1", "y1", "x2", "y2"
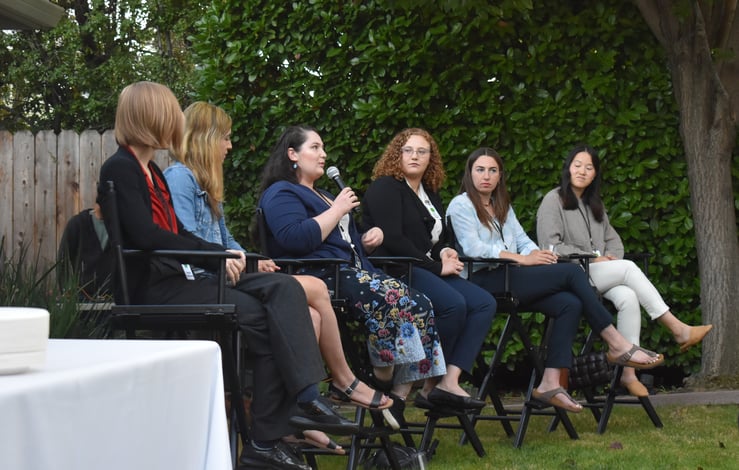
[{"x1": 372, "y1": 128, "x2": 446, "y2": 192}]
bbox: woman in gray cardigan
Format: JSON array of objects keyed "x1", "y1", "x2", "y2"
[{"x1": 536, "y1": 144, "x2": 712, "y2": 397}]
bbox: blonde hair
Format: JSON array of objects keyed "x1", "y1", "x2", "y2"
[
  {"x1": 114, "y1": 81, "x2": 184, "y2": 151},
  {"x1": 372, "y1": 128, "x2": 446, "y2": 192},
  {"x1": 176, "y1": 101, "x2": 232, "y2": 218}
]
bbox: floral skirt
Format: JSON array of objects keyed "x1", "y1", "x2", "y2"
[{"x1": 303, "y1": 265, "x2": 446, "y2": 384}]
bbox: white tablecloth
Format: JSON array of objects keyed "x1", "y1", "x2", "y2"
[{"x1": 0, "y1": 339, "x2": 231, "y2": 470}]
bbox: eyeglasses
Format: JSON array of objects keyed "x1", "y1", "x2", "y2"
[{"x1": 401, "y1": 147, "x2": 430, "y2": 157}]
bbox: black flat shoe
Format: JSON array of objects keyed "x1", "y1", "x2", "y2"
[
  {"x1": 427, "y1": 387, "x2": 485, "y2": 410},
  {"x1": 413, "y1": 392, "x2": 435, "y2": 410},
  {"x1": 289, "y1": 396, "x2": 360, "y2": 435},
  {"x1": 239, "y1": 441, "x2": 310, "y2": 470}
]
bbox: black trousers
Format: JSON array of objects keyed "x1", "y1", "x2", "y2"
[{"x1": 148, "y1": 270, "x2": 325, "y2": 440}]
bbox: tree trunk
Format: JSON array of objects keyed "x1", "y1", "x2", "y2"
[{"x1": 637, "y1": 1, "x2": 739, "y2": 378}]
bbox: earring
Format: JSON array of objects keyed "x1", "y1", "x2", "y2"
[{"x1": 292, "y1": 163, "x2": 298, "y2": 169}]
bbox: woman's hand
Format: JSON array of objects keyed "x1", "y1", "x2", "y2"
[
  {"x1": 440, "y1": 248, "x2": 464, "y2": 276},
  {"x1": 258, "y1": 258, "x2": 281, "y2": 273},
  {"x1": 333, "y1": 187, "x2": 360, "y2": 215},
  {"x1": 520, "y1": 249, "x2": 557, "y2": 266},
  {"x1": 225, "y1": 249, "x2": 246, "y2": 284},
  {"x1": 361, "y1": 227, "x2": 384, "y2": 252},
  {"x1": 593, "y1": 254, "x2": 618, "y2": 263}
]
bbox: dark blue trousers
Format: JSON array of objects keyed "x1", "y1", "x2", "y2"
[
  {"x1": 470, "y1": 263, "x2": 614, "y2": 368},
  {"x1": 407, "y1": 266, "x2": 496, "y2": 373}
]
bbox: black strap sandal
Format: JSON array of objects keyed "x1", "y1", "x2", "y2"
[{"x1": 328, "y1": 377, "x2": 392, "y2": 410}]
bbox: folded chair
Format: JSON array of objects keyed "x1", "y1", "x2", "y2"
[
  {"x1": 100, "y1": 181, "x2": 252, "y2": 468},
  {"x1": 551, "y1": 253, "x2": 663, "y2": 434},
  {"x1": 255, "y1": 207, "x2": 403, "y2": 470}
]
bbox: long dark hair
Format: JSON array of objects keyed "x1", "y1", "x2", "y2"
[
  {"x1": 558, "y1": 144, "x2": 604, "y2": 222},
  {"x1": 459, "y1": 147, "x2": 511, "y2": 228},
  {"x1": 258, "y1": 124, "x2": 318, "y2": 194}
]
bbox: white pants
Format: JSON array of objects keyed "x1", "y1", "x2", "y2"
[{"x1": 588, "y1": 259, "x2": 670, "y2": 345}]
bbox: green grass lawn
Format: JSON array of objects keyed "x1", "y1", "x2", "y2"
[{"x1": 312, "y1": 403, "x2": 739, "y2": 469}]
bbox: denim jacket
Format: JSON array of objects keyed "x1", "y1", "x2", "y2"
[{"x1": 163, "y1": 162, "x2": 243, "y2": 251}]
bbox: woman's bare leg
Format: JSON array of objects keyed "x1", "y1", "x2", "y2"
[{"x1": 293, "y1": 275, "x2": 389, "y2": 407}]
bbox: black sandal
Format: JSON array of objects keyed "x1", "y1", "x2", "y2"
[{"x1": 329, "y1": 377, "x2": 393, "y2": 410}]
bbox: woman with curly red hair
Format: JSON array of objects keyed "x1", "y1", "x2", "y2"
[{"x1": 364, "y1": 128, "x2": 496, "y2": 411}]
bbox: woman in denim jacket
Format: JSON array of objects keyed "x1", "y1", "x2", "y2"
[{"x1": 164, "y1": 103, "x2": 391, "y2": 446}]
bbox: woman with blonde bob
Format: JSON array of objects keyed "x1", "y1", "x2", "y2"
[{"x1": 98, "y1": 83, "x2": 356, "y2": 470}]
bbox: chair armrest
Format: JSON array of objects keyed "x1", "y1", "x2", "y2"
[
  {"x1": 559, "y1": 253, "x2": 597, "y2": 261},
  {"x1": 122, "y1": 249, "x2": 241, "y2": 259},
  {"x1": 555, "y1": 252, "x2": 596, "y2": 275},
  {"x1": 458, "y1": 256, "x2": 518, "y2": 296},
  {"x1": 268, "y1": 257, "x2": 350, "y2": 275},
  {"x1": 368, "y1": 256, "x2": 422, "y2": 285},
  {"x1": 624, "y1": 252, "x2": 652, "y2": 271},
  {"x1": 368, "y1": 256, "x2": 423, "y2": 265},
  {"x1": 458, "y1": 256, "x2": 517, "y2": 265}
]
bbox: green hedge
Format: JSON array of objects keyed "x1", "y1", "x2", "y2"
[{"x1": 191, "y1": 0, "x2": 738, "y2": 377}]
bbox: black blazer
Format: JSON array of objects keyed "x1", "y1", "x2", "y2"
[
  {"x1": 362, "y1": 175, "x2": 453, "y2": 276},
  {"x1": 97, "y1": 146, "x2": 224, "y2": 303}
]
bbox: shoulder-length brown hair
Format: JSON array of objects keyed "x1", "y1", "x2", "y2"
[
  {"x1": 176, "y1": 101, "x2": 231, "y2": 218},
  {"x1": 459, "y1": 147, "x2": 511, "y2": 229},
  {"x1": 372, "y1": 128, "x2": 446, "y2": 192},
  {"x1": 114, "y1": 81, "x2": 184, "y2": 151}
]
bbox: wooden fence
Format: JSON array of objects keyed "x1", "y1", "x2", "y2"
[{"x1": 0, "y1": 130, "x2": 172, "y2": 269}]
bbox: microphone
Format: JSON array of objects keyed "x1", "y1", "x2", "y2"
[
  {"x1": 326, "y1": 166, "x2": 357, "y2": 213},
  {"x1": 326, "y1": 166, "x2": 347, "y2": 190}
]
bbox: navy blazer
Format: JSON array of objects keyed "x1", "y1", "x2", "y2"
[
  {"x1": 362, "y1": 176, "x2": 453, "y2": 276},
  {"x1": 259, "y1": 180, "x2": 379, "y2": 273}
]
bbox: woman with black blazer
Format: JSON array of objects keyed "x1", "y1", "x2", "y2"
[{"x1": 363, "y1": 128, "x2": 496, "y2": 410}]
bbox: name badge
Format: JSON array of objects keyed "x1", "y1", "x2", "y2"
[{"x1": 182, "y1": 264, "x2": 195, "y2": 281}]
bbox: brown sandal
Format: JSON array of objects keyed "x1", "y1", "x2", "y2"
[
  {"x1": 607, "y1": 345, "x2": 664, "y2": 370},
  {"x1": 532, "y1": 387, "x2": 583, "y2": 413}
]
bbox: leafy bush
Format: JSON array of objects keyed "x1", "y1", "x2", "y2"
[
  {"x1": 0, "y1": 238, "x2": 105, "y2": 339},
  {"x1": 190, "y1": 0, "x2": 736, "y2": 377}
]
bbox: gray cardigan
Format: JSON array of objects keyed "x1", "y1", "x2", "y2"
[{"x1": 536, "y1": 188, "x2": 624, "y2": 258}]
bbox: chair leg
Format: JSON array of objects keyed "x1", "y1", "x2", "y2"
[
  {"x1": 419, "y1": 416, "x2": 438, "y2": 454},
  {"x1": 457, "y1": 414, "x2": 486, "y2": 457},
  {"x1": 219, "y1": 331, "x2": 250, "y2": 455},
  {"x1": 639, "y1": 396, "x2": 664, "y2": 428}
]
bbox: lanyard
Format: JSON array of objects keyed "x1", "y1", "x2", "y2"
[
  {"x1": 577, "y1": 205, "x2": 596, "y2": 253},
  {"x1": 492, "y1": 219, "x2": 509, "y2": 251},
  {"x1": 315, "y1": 190, "x2": 362, "y2": 269}
]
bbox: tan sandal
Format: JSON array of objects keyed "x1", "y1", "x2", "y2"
[
  {"x1": 532, "y1": 387, "x2": 583, "y2": 413},
  {"x1": 607, "y1": 345, "x2": 664, "y2": 370}
]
